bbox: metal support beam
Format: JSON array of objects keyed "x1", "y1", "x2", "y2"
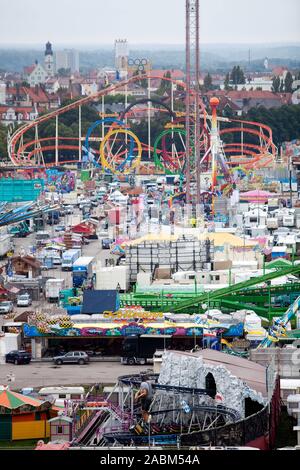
[
  {"x1": 185, "y1": 0, "x2": 191, "y2": 206},
  {"x1": 148, "y1": 77, "x2": 151, "y2": 160},
  {"x1": 55, "y1": 115, "x2": 59, "y2": 166}
]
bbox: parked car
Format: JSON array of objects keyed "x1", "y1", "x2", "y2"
[
  {"x1": 0, "y1": 301, "x2": 14, "y2": 314},
  {"x1": 53, "y1": 351, "x2": 90, "y2": 365},
  {"x1": 147, "y1": 198, "x2": 155, "y2": 206},
  {"x1": 86, "y1": 350, "x2": 103, "y2": 357},
  {"x1": 64, "y1": 205, "x2": 74, "y2": 214},
  {"x1": 54, "y1": 225, "x2": 65, "y2": 233},
  {"x1": 17, "y1": 293, "x2": 32, "y2": 307},
  {"x1": 5, "y1": 350, "x2": 31, "y2": 365},
  {"x1": 101, "y1": 238, "x2": 112, "y2": 249}
]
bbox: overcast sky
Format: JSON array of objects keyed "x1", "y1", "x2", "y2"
[{"x1": 0, "y1": 0, "x2": 299, "y2": 46}]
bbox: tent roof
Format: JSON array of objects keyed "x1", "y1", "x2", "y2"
[
  {"x1": 0, "y1": 388, "x2": 45, "y2": 411},
  {"x1": 241, "y1": 190, "x2": 273, "y2": 196},
  {"x1": 35, "y1": 441, "x2": 70, "y2": 450},
  {"x1": 125, "y1": 232, "x2": 256, "y2": 248}
]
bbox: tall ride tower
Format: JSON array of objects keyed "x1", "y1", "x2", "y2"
[{"x1": 185, "y1": 0, "x2": 201, "y2": 208}]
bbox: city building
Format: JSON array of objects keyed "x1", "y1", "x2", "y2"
[
  {"x1": 23, "y1": 43, "x2": 55, "y2": 87},
  {"x1": 205, "y1": 89, "x2": 292, "y2": 113},
  {"x1": 81, "y1": 80, "x2": 98, "y2": 97},
  {"x1": 55, "y1": 49, "x2": 80, "y2": 74},
  {"x1": 223, "y1": 77, "x2": 274, "y2": 92},
  {"x1": 44, "y1": 41, "x2": 55, "y2": 78},
  {"x1": 0, "y1": 105, "x2": 38, "y2": 125},
  {"x1": 226, "y1": 90, "x2": 292, "y2": 111},
  {"x1": 292, "y1": 88, "x2": 300, "y2": 105},
  {"x1": 0, "y1": 82, "x2": 6, "y2": 104},
  {"x1": 0, "y1": 83, "x2": 60, "y2": 125},
  {"x1": 115, "y1": 39, "x2": 129, "y2": 72},
  {"x1": 24, "y1": 61, "x2": 48, "y2": 88}
]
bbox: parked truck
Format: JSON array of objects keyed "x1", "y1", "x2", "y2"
[
  {"x1": 62, "y1": 249, "x2": 81, "y2": 271},
  {"x1": 45, "y1": 279, "x2": 65, "y2": 303},
  {"x1": 72, "y1": 256, "x2": 95, "y2": 288},
  {"x1": 9, "y1": 222, "x2": 30, "y2": 238},
  {"x1": 47, "y1": 210, "x2": 60, "y2": 225},
  {"x1": 121, "y1": 334, "x2": 172, "y2": 365}
]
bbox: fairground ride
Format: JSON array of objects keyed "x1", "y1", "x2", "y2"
[
  {"x1": 8, "y1": 0, "x2": 278, "y2": 204},
  {"x1": 7, "y1": 75, "x2": 277, "y2": 187}
]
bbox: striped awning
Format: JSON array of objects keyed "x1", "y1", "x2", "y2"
[{"x1": 0, "y1": 388, "x2": 48, "y2": 413}]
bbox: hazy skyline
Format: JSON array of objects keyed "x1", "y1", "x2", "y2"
[{"x1": 0, "y1": 0, "x2": 300, "y2": 46}]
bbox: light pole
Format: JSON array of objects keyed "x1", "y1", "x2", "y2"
[
  {"x1": 148, "y1": 413, "x2": 152, "y2": 449},
  {"x1": 289, "y1": 156, "x2": 293, "y2": 208}
]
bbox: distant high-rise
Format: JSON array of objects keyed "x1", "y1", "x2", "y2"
[
  {"x1": 0, "y1": 82, "x2": 6, "y2": 104},
  {"x1": 55, "y1": 49, "x2": 79, "y2": 73},
  {"x1": 115, "y1": 39, "x2": 129, "y2": 71},
  {"x1": 44, "y1": 41, "x2": 54, "y2": 77}
]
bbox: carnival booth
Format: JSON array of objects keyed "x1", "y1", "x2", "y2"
[{"x1": 0, "y1": 387, "x2": 57, "y2": 441}]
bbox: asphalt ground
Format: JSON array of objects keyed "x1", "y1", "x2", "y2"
[{"x1": 0, "y1": 360, "x2": 152, "y2": 390}]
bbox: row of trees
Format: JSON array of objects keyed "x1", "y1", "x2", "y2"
[
  {"x1": 272, "y1": 72, "x2": 294, "y2": 93},
  {"x1": 243, "y1": 104, "x2": 300, "y2": 146},
  {"x1": 0, "y1": 123, "x2": 8, "y2": 160},
  {"x1": 201, "y1": 66, "x2": 246, "y2": 92}
]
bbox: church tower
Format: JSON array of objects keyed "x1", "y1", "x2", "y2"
[{"x1": 44, "y1": 41, "x2": 54, "y2": 77}]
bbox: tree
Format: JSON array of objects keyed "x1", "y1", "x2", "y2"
[
  {"x1": 224, "y1": 73, "x2": 231, "y2": 90},
  {"x1": 157, "y1": 71, "x2": 172, "y2": 96},
  {"x1": 272, "y1": 76, "x2": 280, "y2": 93},
  {"x1": 203, "y1": 73, "x2": 213, "y2": 91},
  {"x1": 133, "y1": 69, "x2": 147, "y2": 89},
  {"x1": 242, "y1": 104, "x2": 300, "y2": 146},
  {"x1": 0, "y1": 123, "x2": 8, "y2": 161},
  {"x1": 57, "y1": 68, "x2": 71, "y2": 77},
  {"x1": 280, "y1": 80, "x2": 284, "y2": 93},
  {"x1": 237, "y1": 66, "x2": 246, "y2": 85},
  {"x1": 284, "y1": 71, "x2": 294, "y2": 93},
  {"x1": 230, "y1": 66, "x2": 246, "y2": 86}
]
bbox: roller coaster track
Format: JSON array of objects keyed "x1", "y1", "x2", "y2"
[
  {"x1": 8, "y1": 75, "x2": 277, "y2": 172},
  {"x1": 102, "y1": 403, "x2": 241, "y2": 446},
  {"x1": 167, "y1": 265, "x2": 300, "y2": 312},
  {"x1": 8, "y1": 75, "x2": 204, "y2": 166},
  {"x1": 119, "y1": 374, "x2": 211, "y2": 396},
  {"x1": 121, "y1": 278, "x2": 300, "y2": 313}
]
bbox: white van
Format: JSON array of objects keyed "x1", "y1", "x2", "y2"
[{"x1": 36, "y1": 231, "x2": 50, "y2": 246}]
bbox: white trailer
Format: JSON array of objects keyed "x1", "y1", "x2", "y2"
[
  {"x1": 62, "y1": 191, "x2": 78, "y2": 205},
  {"x1": 45, "y1": 279, "x2": 65, "y2": 302},
  {"x1": 0, "y1": 234, "x2": 12, "y2": 257},
  {"x1": 95, "y1": 266, "x2": 129, "y2": 291}
]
